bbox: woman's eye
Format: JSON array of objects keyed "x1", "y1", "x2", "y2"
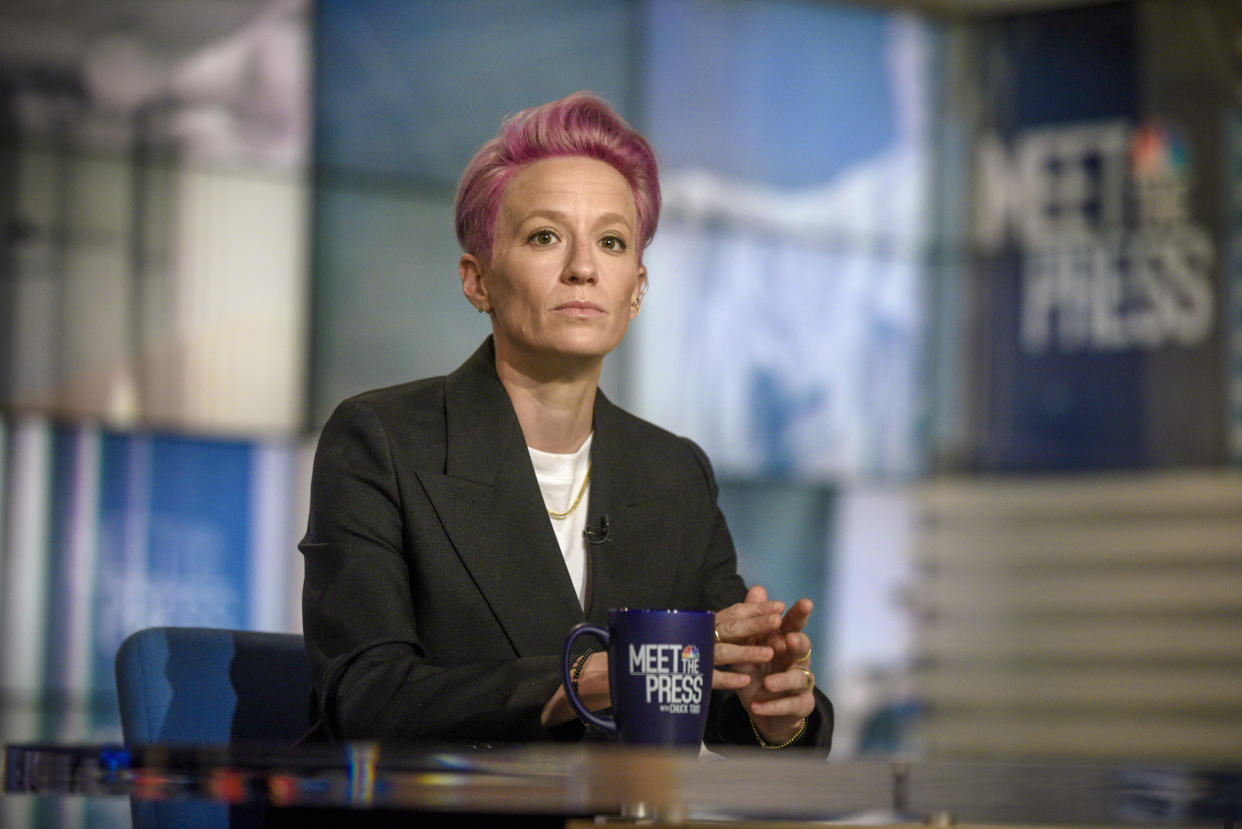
[
  {"x1": 600, "y1": 235, "x2": 627, "y2": 251},
  {"x1": 530, "y1": 230, "x2": 557, "y2": 245}
]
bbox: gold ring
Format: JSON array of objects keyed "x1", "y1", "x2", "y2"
[
  {"x1": 800, "y1": 668, "x2": 814, "y2": 692},
  {"x1": 714, "y1": 626, "x2": 721, "y2": 643},
  {"x1": 794, "y1": 647, "x2": 811, "y2": 664}
]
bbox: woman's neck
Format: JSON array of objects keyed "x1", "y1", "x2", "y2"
[{"x1": 495, "y1": 350, "x2": 600, "y2": 454}]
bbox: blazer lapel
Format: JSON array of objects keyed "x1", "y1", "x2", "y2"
[
  {"x1": 416, "y1": 341, "x2": 585, "y2": 657},
  {"x1": 582, "y1": 392, "x2": 673, "y2": 624}
]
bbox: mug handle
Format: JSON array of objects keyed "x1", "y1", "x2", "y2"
[{"x1": 561, "y1": 623, "x2": 616, "y2": 734}]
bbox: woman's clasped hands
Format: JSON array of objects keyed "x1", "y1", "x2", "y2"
[
  {"x1": 712, "y1": 585, "x2": 817, "y2": 746},
  {"x1": 541, "y1": 584, "x2": 818, "y2": 741}
]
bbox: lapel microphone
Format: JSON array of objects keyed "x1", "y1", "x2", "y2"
[{"x1": 583, "y1": 513, "x2": 611, "y2": 544}]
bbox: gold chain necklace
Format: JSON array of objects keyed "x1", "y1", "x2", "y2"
[{"x1": 548, "y1": 460, "x2": 591, "y2": 520}]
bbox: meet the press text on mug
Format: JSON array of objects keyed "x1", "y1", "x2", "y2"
[{"x1": 628, "y1": 643, "x2": 705, "y2": 712}]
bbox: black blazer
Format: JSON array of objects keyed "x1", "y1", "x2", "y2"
[{"x1": 301, "y1": 339, "x2": 831, "y2": 749}]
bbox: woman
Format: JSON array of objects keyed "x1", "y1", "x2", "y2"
[{"x1": 301, "y1": 91, "x2": 832, "y2": 751}]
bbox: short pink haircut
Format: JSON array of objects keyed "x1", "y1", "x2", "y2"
[{"x1": 454, "y1": 91, "x2": 661, "y2": 264}]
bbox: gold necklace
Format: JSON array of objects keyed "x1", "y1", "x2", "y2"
[{"x1": 548, "y1": 460, "x2": 591, "y2": 520}]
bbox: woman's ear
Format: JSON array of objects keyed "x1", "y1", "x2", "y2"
[
  {"x1": 630, "y1": 266, "x2": 649, "y2": 318},
  {"x1": 460, "y1": 254, "x2": 491, "y2": 314}
]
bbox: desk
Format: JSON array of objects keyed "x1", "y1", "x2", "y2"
[{"x1": 5, "y1": 742, "x2": 1241, "y2": 827}]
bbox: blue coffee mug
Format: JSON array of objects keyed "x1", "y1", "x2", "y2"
[{"x1": 561, "y1": 608, "x2": 715, "y2": 747}]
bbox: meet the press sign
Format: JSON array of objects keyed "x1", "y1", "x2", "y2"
[{"x1": 974, "y1": 119, "x2": 1214, "y2": 356}]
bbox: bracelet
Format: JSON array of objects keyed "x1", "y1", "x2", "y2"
[
  {"x1": 749, "y1": 714, "x2": 806, "y2": 749},
  {"x1": 570, "y1": 648, "x2": 594, "y2": 693}
]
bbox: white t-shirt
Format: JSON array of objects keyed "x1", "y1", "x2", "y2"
[{"x1": 528, "y1": 434, "x2": 592, "y2": 609}]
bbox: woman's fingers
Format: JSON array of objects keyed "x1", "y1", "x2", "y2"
[
  {"x1": 711, "y1": 667, "x2": 756, "y2": 690},
  {"x1": 783, "y1": 631, "x2": 813, "y2": 664},
  {"x1": 714, "y1": 601, "x2": 784, "y2": 643},
  {"x1": 717, "y1": 599, "x2": 785, "y2": 625},
  {"x1": 748, "y1": 692, "x2": 815, "y2": 719},
  {"x1": 763, "y1": 665, "x2": 816, "y2": 695},
  {"x1": 715, "y1": 592, "x2": 814, "y2": 647},
  {"x1": 714, "y1": 641, "x2": 773, "y2": 668},
  {"x1": 769, "y1": 602, "x2": 814, "y2": 663},
  {"x1": 779, "y1": 598, "x2": 814, "y2": 635}
]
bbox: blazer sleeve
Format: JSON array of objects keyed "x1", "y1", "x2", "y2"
[
  {"x1": 682, "y1": 438, "x2": 834, "y2": 755},
  {"x1": 300, "y1": 396, "x2": 570, "y2": 743}
]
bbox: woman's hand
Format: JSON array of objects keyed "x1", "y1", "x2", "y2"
[
  {"x1": 540, "y1": 651, "x2": 611, "y2": 728},
  {"x1": 714, "y1": 585, "x2": 817, "y2": 746}
]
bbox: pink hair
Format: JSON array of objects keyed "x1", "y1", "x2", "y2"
[{"x1": 454, "y1": 91, "x2": 661, "y2": 264}]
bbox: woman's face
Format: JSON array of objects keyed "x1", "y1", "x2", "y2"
[{"x1": 460, "y1": 156, "x2": 647, "y2": 371}]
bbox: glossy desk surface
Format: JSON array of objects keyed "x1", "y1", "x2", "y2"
[{"x1": 5, "y1": 742, "x2": 1241, "y2": 826}]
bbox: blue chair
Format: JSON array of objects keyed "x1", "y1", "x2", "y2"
[{"x1": 115, "y1": 626, "x2": 312, "y2": 828}]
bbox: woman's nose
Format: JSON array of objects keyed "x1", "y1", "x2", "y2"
[{"x1": 563, "y1": 238, "x2": 598, "y2": 283}]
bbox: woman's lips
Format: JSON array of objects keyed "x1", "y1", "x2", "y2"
[{"x1": 555, "y1": 301, "x2": 605, "y2": 318}]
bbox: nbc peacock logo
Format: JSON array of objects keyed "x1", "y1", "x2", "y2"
[{"x1": 1130, "y1": 122, "x2": 1191, "y2": 228}]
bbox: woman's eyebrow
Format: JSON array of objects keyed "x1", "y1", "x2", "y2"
[
  {"x1": 516, "y1": 208, "x2": 634, "y2": 229},
  {"x1": 593, "y1": 211, "x2": 635, "y2": 229}
]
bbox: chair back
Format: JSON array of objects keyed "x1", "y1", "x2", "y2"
[{"x1": 115, "y1": 626, "x2": 311, "y2": 745}]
